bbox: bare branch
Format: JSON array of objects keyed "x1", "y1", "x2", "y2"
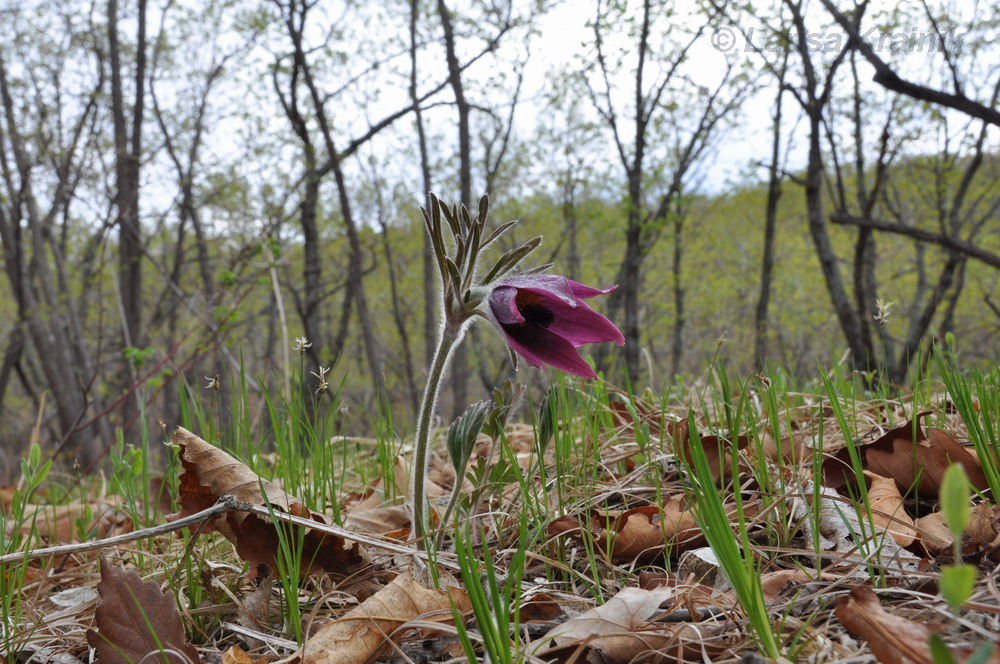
[{"x1": 830, "y1": 212, "x2": 1000, "y2": 270}]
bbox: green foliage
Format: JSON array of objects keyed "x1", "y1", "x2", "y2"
[
  {"x1": 123, "y1": 346, "x2": 157, "y2": 369},
  {"x1": 680, "y1": 420, "x2": 781, "y2": 658}
]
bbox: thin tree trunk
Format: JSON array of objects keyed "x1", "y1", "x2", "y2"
[
  {"x1": 375, "y1": 185, "x2": 420, "y2": 413},
  {"x1": 669, "y1": 212, "x2": 684, "y2": 378},
  {"x1": 108, "y1": 0, "x2": 148, "y2": 430},
  {"x1": 330, "y1": 158, "x2": 384, "y2": 399},
  {"x1": 754, "y1": 68, "x2": 785, "y2": 368},
  {"x1": 803, "y1": 113, "x2": 871, "y2": 371},
  {"x1": 409, "y1": 0, "x2": 436, "y2": 368},
  {"x1": 562, "y1": 178, "x2": 580, "y2": 280},
  {"x1": 438, "y1": 0, "x2": 471, "y2": 414},
  {"x1": 0, "y1": 325, "x2": 24, "y2": 420}
]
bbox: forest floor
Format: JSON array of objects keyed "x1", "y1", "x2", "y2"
[{"x1": 4, "y1": 366, "x2": 1000, "y2": 664}]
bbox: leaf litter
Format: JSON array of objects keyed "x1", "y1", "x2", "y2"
[{"x1": 3, "y1": 392, "x2": 1000, "y2": 663}]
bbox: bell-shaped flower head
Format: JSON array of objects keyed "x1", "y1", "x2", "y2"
[{"x1": 487, "y1": 275, "x2": 624, "y2": 379}]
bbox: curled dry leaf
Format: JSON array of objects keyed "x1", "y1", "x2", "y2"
[
  {"x1": 222, "y1": 646, "x2": 270, "y2": 664},
  {"x1": 520, "y1": 592, "x2": 565, "y2": 622},
  {"x1": 968, "y1": 503, "x2": 1000, "y2": 559},
  {"x1": 540, "y1": 586, "x2": 728, "y2": 664},
  {"x1": 913, "y1": 512, "x2": 953, "y2": 555},
  {"x1": 547, "y1": 495, "x2": 706, "y2": 563},
  {"x1": 823, "y1": 413, "x2": 988, "y2": 497},
  {"x1": 835, "y1": 586, "x2": 1000, "y2": 664},
  {"x1": 864, "y1": 472, "x2": 917, "y2": 547},
  {"x1": 836, "y1": 586, "x2": 935, "y2": 664},
  {"x1": 86, "y1": 556, "x2": 201, "y2": 664},
  {"x1": 300, "y1": 572, "x2": 471, "y2": 664},
  {"x1": 611, "y1": 499, "x2": 703, "y2": 560},
  {"x1": 167, "y1": 427, "x2": 367, "y2": 580}
]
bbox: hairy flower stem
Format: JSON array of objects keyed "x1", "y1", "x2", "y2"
[{"x1": 411, "y1": 323, "x2": 463, "y2": 551}]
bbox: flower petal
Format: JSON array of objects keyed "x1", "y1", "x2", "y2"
[
  {"x1": 545, "y1": 304, "x2": 625, "y2": 346},
  {"x1": 567, "y1": 280, "x2": 617, "y2": 300},
  {"x1": 488, "y1": 285, "x2": 524, "y2": 325},
  {"x1": 506, "y1": 286, "x2": 624, "y2": 347},
  {"x1": 497, "y1": 275, "x2": 578, "y2": 306},
  {"x1": 498, "y1": 322, "x2": 598, "y2": 379}
]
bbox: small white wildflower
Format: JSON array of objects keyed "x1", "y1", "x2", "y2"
[
  {"x1": 205, "y1": 375, "x2": 220, "y2": 391},
  {"x1": 311, "y1": 366, "x2": 330, "y2": 393},
  {"x1": 293, "y1": 336, "x2": 312, "y2": 354},
  {"x1": 874, "y1": 298, "x2": 894, "y2": 326}
]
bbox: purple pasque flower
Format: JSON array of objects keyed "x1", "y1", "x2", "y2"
[{"x1": 488, "y1": 275, "x2": 624, "y2": 379}]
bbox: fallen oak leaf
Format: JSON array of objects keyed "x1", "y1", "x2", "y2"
[
  {"x1": 913, "y1": 512, "x2": 953, "y2": 555},
  {"x1": 610, "y1": 501, "x2": 703, "y2": 561},
  {"x1": 300, "y1": 571, "x2": 471, "y2": 664},
  {"x1": 865, "y1": 471, "x2": 917, "y2": 547},
  {"x1": 539, "y1": 586, "x2": 730, "y2": 663},
  {"x1": 167, "y1": 427, "x2": 367, "y2": 581},
  {"x1": 519, "y1": 591, "x2": 565, "y2": 622},
  {"x1": 968, "y1": 503, "x2": 1000, "y2": 560},
  {"x1": 548, "y1": 496, "x2": 756, "y2": 563},
  {"x1": 823, "y1": 413, "x2": 988, "y2": 497},
  {"x1": 835, "y1": 586, "x2": 937, "y2": 664},
  {"x1": 86, "y1": 555, "x2": 201, "y2": 664},
  {"x1": 835, "y1": 586, "x2": 1000, "y2": 664}
]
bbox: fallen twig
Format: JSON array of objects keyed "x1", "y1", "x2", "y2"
[{"x1": 0, "y1": 495, "x2": 459, "y2": 571}]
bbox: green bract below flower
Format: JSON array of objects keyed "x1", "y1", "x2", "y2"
[{"x1": 487, "y1": 275, "x2": 624, "y2": 379}]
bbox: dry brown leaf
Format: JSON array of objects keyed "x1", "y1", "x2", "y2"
[
  {"x1": 167, "y1": 427, "x2": 367, "y2": 580},
  {"x1": 823, "y1": 413, "x2": 988, "y2": 497},
  {"x1": 549, "y1": 496, "x2": 755, "y2": 563},
  {"x1": 968, "y1": 503, "x2": 1000, "y2": 560},
  {"x1": 759, "y1": 431, "x2": 809, "y2": 465},
  {"x1": 914, "y1": 512, "x2": 953, "y2": 555},
  {"x1": 392, "y1": 454, "x2": 447, "y2": 498},
  {"x1": 344, "y1": 504, "x2": 411, "y2": 540},
  {"x1": 865, "y1": 472, "x2": 917, "y2": 547},
  {"x1": 519, "y1": 592, "x2": 565, "y2": 622},
  {"x1": 610, "y1": 502, "x2": 703, "y2": 561},
  {"x1": 758, "y1": 570, "x2": 823, "y2": 604},
  {"x1": 300, "y1": 572, "x2": 471, "y2": 664},
  {"x1": 673, "y1": 423, "x2": 749, "y2": 480},
  {"x1": 637, "y1": 570, "x2": 722, "y2": 612},
  {"x1": 222, "y1": 646, "x2": 270, "y2": 664},
  {"x1": 542, "y1": 586, "x2": 727, "y2": 663},
  {"x1": 86, "y1": 556, "x2": 201, "y2": 664},
  {"x1": 1, "y1": 494, "x2": 131, "y2": 544},
  {"x1": 835, "y1": 586, "x2": 1000, "y2": 664},
  {"x1": 835, "y1": 586, "x2": 936, "y2": 664}
]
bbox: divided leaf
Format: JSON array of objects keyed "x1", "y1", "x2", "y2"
[
  {"x1": 86, "y1": 556, "x2": 201, "y2": 664},
  {"x1": 167, "y1": 427, "x2": 367, "y2": 580}
]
